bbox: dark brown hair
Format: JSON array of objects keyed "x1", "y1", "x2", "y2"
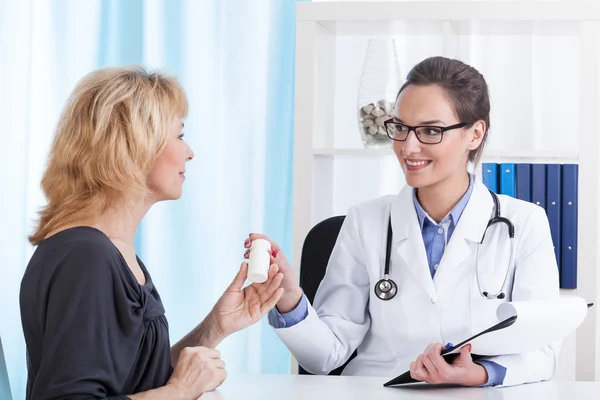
[{"x1": 396, "y1": 56, "x2": 490, "y2": 165}]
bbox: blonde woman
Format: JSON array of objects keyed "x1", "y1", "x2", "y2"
[{"x1": 19, "y1": 67, "x2": 284, "y2": 400}]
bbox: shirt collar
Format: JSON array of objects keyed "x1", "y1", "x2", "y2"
[{"x1": 413, "y1": 173, "x2": 475, "y2": 229}]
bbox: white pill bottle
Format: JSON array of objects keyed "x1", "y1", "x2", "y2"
[{"x1": 247, "y1": 239, "x2": 272, "y2": 283}]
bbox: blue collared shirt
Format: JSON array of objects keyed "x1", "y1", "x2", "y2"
[
  {"x1": 412, "y1": 174, "x2": 474, "y2": 278},
  {"x1": 268, "y1": 174, "x2": 506, "y2": 385}
]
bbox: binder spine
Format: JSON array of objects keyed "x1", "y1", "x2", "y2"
[
  {"x1": 515, "y1": 164, "x2": 532, "y2": 202},
  {"x1": 546, "y1": 164, "x2": 562, "y2": 282},
  {"x1": 499, "y1": 163, "x2": 516, "y2": 197},
  {"x1": 531, "y1": 164, "x2": 547, "y2": 209},
  {"x1": 482, "y1": 163, "x2": 498, "y2": 193},
  {"x1": 561, "y1": 164, "x2": 578, "y2": 289}
]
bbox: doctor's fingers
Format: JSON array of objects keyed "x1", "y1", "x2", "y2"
[
  {"x1": 427, "y1": 352, "x2": 454, "y2": 382},
  {"x1": 424, "y1": 343, "x2": 443, "y2": 355},
  {"x1": 421, "y1": 354, "x2": 441, "y2": 378},
  {"x1": 248, "y1": 233, "x2": 281, "y2": 252},
  {"x1": 413, "y1": 354, "x2": 426, "y2": 373},
  {"x1": 410, "y1": 360, "x2": 429, "y2": 382}
]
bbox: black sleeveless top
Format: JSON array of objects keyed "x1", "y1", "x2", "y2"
[{"x1": 20, "y1": 227, "x2": 172, "y2": 399}]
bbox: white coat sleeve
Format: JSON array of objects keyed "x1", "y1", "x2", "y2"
[
  {"x1": 273, "y1": 206, "x2": 371, "y2": 374},
  {"x1": 484, "y1": 206, "x2": 561, "y2": 387}
]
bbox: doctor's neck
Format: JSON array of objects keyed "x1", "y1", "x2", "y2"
[{"x1": 415, "y1": 171, "x2": 470, "y2": 224}]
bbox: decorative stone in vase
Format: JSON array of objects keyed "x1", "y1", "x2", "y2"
[{"x1": 357, "y1": 39, "x2": 402, "y2": 149}]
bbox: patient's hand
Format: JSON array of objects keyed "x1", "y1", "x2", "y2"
[{"x1": 210, "y1": 262, "x2": 284, "y2": 338}]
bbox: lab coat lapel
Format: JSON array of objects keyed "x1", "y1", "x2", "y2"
[
  {"x1": 391, "y1": 186, "x2": 436, "y2": 300},
  {"x1": 434, "y1": 180, "x2": 494, "y2": 293}
]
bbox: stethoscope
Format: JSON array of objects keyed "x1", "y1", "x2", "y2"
[{"x1": 374, "y1": 189, "x2": 515, "y2": 301}]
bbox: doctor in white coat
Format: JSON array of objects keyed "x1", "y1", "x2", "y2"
[{"x1": 245, "y1": 56, "x2": 559, "y2": 387}]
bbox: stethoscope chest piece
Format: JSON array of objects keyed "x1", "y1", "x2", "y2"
[{"x1": 375, "y1": 277, "x2": 397, "y2": 300}]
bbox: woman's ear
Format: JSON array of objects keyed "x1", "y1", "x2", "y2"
[{"x1": 467, "y1": 120, "x2": 486, "y2": 151}]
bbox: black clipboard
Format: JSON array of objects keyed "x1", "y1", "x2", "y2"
[
  {"x1": 383, "y1": 302, "x2": 595, "y2": 387},
  {"x1": 383, "y1": 315, "x2": 518, "y2": 387}
]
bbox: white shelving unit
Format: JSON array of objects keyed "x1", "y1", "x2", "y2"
[
  {"x1": 313, "y1": 148, "x2": 579, "y2": 162},
  {"x1": 292, "y1": 1, "x2": 600, "y2": 380}
]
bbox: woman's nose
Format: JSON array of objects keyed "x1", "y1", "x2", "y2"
[{"x1": 401, "y1": 130, "x2": 421, "y2": 155}]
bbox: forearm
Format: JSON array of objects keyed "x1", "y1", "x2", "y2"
[
  {"x1": 170, "y1": 312, "x2": 224, "y2": 366},
  {"x1": 128, "y1": 385, "x2": 187, "y2": 400}
]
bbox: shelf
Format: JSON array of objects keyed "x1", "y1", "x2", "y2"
[
  {"x1": 313, "y1": 148, "x2": 579, "y2": 163},
  {"x1": 298, "y1": 1, "x2": 600, "y2": 22},
  {"x1": 298, "y1": 1, "x2": 600, "y2": 36}
]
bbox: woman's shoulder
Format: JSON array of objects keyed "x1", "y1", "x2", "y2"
[
  {"x1": 347, "y1": 194, "x2": 396, "y2": 221},
  {"x1": 41, "y1": 226, "x2": 120, "y2": 258},
  {"x1": 497, "y1": 193, "x2": 546, "y2": 219},
  {"x1": 27, "y1": 226, "x2": 125, "y2": 282}
]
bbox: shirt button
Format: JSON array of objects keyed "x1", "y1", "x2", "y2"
[
  {"x1": 431, "y1": 298, "x2": 436, "y2": 304},
  {"x1": 437, "y1": 228, "x2": 444, "y2": 234},
  {"x1": 434, "y1": 264, "x2": 439, "y2": 270}
]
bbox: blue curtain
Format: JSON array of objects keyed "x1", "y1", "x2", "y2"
[{"x1": 0, "y1": 1, "x2": 297, "y2": 398}]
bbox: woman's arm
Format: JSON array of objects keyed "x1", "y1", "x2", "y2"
[
  {"x1": 170, "y1": 261, "x2": 284, "y2": 366},
  {"x1": 170, "y1": 312, "x2": 223, "y2": 366},
  {"x1": 131, "y1": 347, "x2": 226, "y2": 400},
  {"x1": 128, "y1": 385, "x2": 183, "y2": 400},
  {"x1": 267, "y1": 207, "x2": 372, "y2": 374}
]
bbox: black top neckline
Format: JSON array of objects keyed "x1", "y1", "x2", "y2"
[{"x1": 40, "y1": 226, "x2": 152, "y2": 289}]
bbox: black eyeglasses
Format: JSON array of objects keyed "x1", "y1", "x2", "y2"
[{"x1": 383, "y1": 119, "x2": 468, "y2": 144}]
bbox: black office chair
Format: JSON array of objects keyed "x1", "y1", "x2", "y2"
[{"x1": 298, "y1": 215, "x2": 357, "y2": 375}]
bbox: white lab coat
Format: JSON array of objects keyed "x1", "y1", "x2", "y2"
[{"x1": 274, "y1": 179, "x2": 560, "y2": 387}]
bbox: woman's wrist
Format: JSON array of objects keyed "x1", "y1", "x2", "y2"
[
  {"x1": 465, "y1": 363, "x2": 488, "y2": 386},
  {"x1": 198, "y1": 311, "x2": 225, "y2": 348},
  {"x1": 276, "y1": 285, "x2": 304, "y2": 314}
]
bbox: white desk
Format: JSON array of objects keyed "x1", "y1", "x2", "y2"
[{"x1": 202, "y1": 374, "x2": 600, "y2": 400}]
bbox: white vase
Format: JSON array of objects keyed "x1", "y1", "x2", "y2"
[{"x1": 357, "y1": 39, "x2": 402, "y2": 149}]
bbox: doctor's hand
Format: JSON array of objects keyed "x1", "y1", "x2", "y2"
[
  {"x1": 409, "y1": 344, "x2": 488, "y2": 386},
  {"x1": 209, "y1": 262, "x2": 284, "y2": 340},
  {"x1": 244, "y1": 234, "x2": 303, "y2": 313}
]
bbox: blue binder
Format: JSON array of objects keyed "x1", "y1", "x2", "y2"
[
  {"x1": 499, "y1": 163, "x2": 516, "y2": 197},
  {"x1": 482, "y1": 163, "x2": 498, "y2": 193},
  {"x1": 561, "y1": 164, "x2": 578, "y2": 289},
  {"x1": 531, "y1": 164, "x2": 547, "y2": 209},
  {"x1": 546, "y1": 164, "x2": 562, "y2": 280},
  {"x1": 515, "y1": 164, "x2": 531, "y2": 202}
]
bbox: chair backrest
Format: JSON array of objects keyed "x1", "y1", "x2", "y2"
[
  {"x1": 298, "y1": 215, "x2": 357, "y2": 375},
  {"x1": 0, "y1": 334, "x2": 13, "y2": 400}
]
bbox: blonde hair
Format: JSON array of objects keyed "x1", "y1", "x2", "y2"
[{"x1": 29, "y1": 66, "x2": 188, "y2": 245}]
